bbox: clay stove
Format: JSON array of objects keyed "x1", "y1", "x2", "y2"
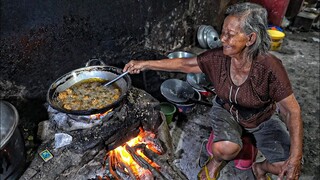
[{"x1": 21, "y1": 87, "x2": 188, "y2": 180}]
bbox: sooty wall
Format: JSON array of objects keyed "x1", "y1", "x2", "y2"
[{"x1": 0, "y1": 0, "x2": 234, "y2": 129}]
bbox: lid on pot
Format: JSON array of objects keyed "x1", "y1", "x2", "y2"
[{"x1": 0, "y1": 101, "x2": 19, "y2": 149}]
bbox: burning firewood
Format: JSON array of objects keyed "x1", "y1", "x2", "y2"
[
  {"x1": 108, "y1": 151, "x2": 122, "y2": 179},
  {"x1": 125, "y1": 145, "x2": 167, "y2": 180},
  {"x1": 105, "y1": 127, "x2": 171, "y2": 179}
]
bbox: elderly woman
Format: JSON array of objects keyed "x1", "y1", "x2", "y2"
[{"x1": 123, "y1": 2, "x2": 303, "y2": 180}]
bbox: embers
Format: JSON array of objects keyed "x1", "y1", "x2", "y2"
[{"x1": 103, "y1": 128, "x2": 167, "y2": 179}]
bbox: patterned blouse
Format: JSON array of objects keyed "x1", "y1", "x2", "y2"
[{"x1": 197, "y1": 48, "x2": 293, "y2": 128}]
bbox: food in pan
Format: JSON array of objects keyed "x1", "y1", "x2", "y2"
[{"x1": 57, "y1": 78, "x2": 121, "y2": 111}]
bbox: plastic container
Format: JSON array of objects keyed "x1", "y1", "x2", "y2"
[
  {"x1": 159, "y1": 102, "x2": 176, "y2": 124},
  {"x1": 267, "y1": 30, "x2": 285, "y2": 51}
]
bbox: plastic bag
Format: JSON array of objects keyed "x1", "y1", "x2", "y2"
[{"x1": 54, "y1": 133, "x2": 73, "y2": 149}]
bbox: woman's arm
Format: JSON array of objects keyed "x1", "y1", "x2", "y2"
[
  {"x1": 277, "y1": 94, "x2": 303, "y2": 179},
  {"x1": 123, "y1": 57, "x2": 202, "y2": 74}
]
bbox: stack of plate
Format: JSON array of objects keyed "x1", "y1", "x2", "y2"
[{"x1": 197, "y1": 25, "x2": 222, "y2": 49}]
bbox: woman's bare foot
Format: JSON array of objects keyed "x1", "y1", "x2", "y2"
[
  {"x1": 198, "y1": 158, "x2": 224, "y2": 180},
  {"x1": 252, "y1": 162, "x2": 268, "y2": 180}
]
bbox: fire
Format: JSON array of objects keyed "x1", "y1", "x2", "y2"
[{"x1": 108, "y1": 128, "x2": 161, "y2": 178}]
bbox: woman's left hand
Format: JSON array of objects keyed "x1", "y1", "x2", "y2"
[
  {"x1": 277, "y1": 94, "x2": 303, "y2": 180},
  {"x1": 277, "y1": 155, "x2": 302, "y2": 180},
  {"x1": 278, "y1": 94, "x2": 303, "y2": 180}
]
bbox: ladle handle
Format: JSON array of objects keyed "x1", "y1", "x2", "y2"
[{"x1": 103, "y1": 71, "x2": 129, "y2": 87}]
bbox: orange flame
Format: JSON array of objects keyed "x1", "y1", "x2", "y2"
[{"x1": 111, "y1": 128, "x2": 160, "y2": 176}]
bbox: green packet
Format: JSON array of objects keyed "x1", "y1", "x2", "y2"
[{"x1": 39, "y1": 149, "x2": 53, "y2": 162}]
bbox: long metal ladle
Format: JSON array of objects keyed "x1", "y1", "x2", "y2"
[{"x1": 103, "y1": 71, "x2": 129, "y2": 87}]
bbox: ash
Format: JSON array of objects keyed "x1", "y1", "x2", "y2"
[{"x1": 47, "y1": 105, "x2": 113, "y2": 131}]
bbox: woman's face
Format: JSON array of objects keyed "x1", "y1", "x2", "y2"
[{"x1": 220, "y1": 15, "x2": 250, "y2": 58}]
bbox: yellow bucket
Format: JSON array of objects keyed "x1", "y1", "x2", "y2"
[{"x1": 267, "y1": 30, "x2": 285, "y2": 51}]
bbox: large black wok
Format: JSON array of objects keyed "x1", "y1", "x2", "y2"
[{"x1": 47, "y1": 59, "x2": 131, "y2": 115}]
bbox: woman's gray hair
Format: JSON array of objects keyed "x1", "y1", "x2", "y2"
[{"x1": 226, "y1": 2, "x2": 270, "y2": 60}]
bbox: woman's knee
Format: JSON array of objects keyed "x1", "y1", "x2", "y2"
[{"x1": 212, "y1": 141, "x2": 241, "y2": 160}]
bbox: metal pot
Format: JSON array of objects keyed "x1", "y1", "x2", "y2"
[
  {"x1": 47, "y1": 59, "x2": 132, "y2": 115},
  {"x1": 167, "y1": 51, "x2": 196, "y2": 59},
  {"x1": 0, "y1": 101, "x2": 26, "y2": 179}
]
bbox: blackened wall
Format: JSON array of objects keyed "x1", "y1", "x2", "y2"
[
  {"x1": 1, "y1": 0, "x2": 180, "y2": 98},
  {"x1": 1, "y1": 0, "x2": 236, "y2": 100}
]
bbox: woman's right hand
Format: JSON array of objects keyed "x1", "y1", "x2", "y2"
[{"x1": 123, "y1": 60, "x2": 147, "y2": 74}]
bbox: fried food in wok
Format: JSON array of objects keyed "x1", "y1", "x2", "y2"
[{"x1": 57, "y1": 79, "x2": 121, "y2": 111}]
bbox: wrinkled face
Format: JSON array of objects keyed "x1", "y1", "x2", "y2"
[{"x1": 220, "y1": 15, "x2": 250, "y2": 58}]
